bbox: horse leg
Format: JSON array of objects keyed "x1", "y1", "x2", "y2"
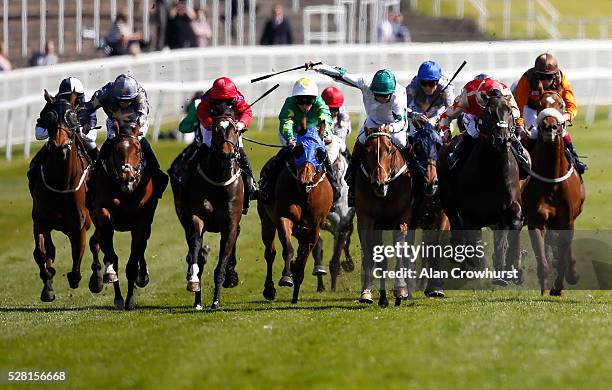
[
  {"x1": 506, "y1": 228, "x2": 523, "y2": 285},
  {"x1": 292, "y1": 231, "x2": 319, "y2": 304},
  {"x1": 185, "y1": 215, "x2": 205, "y2": 293},
  {"x1": 88, "y1": 230, "x2": 104, "y2": 294},
  {"x1": 277, "y1": 217, "x2": 294, "y2": 288},
  {"x1": 313, "y1": 237, "x2": 325, "y2": 292},
  {"x1": 341, "y1": 227, "x2": 355, "y2": 273},
  {"x1": 135, "y1": 220, "x2": 153, "y2": 289},
  {"x1": 261, "y1": 213, "x2": 277, "y2": 301},
  {"x1": 223, "y1": 225, "x2": 240, "y2": 289},
  {"x1": 33, "y1": 221, "x2": 56, "y2": 302},
  {"x1": 357, "y1": 221, "x2": 375, "y2": 304},
  {"x1": 562, "y1": 228, "x2": 580, "y2": 285},
  {"x1": 98, "y1": 221, "x2": 122, "y2": 309},
  {"x1": 491, "y1": 229, "x2": 509, "y2": 287},
  {"x1": 125, "y1": 223, "x2": 152, "y2": 310},
  {"x1": 393, "y1": 228, "x2": 413, "y2": 306},
  {"x1": 330, "y1": 231, "x2": 346, "y2": 292},
  {"x1": 211, "y1": 226, "x2": 239, "y2": 310},
  {"x1": 551, "y1": 229, "x2": 575, "y2": 296},
  {"x1": 66, "y1": 227, "x2": 86, "y2": 289},
  {"x1": 193, "y1": 244, "x2": 209, "y2": 310},
  {"x1": 529, "y1": 227, "x2": 548, "y2": 294}
]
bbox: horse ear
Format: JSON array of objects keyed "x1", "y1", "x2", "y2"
[{"x1": 44, "y1": 89, "x2": 54, "y2": 103}]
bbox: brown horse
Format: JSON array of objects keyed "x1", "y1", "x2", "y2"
[
  {"x1": 88, "y1": 122, "x2": 163, "y2": 310},
  {"x1": 29, "y1": 91, "x2": 92, "y2": 302},
  {"x1": 409, "y1": 122, "x2": 450, "y2": 297},
  {"x1": 355, "y1": 125, "x2": 413, "y2": 307},
  {"x1": 172, "y1": 114, "x2": 244, "y2": 310},
  {"x1": 438, "y1": 96, "x2": 523, "y2": 283},
  {"x1": 522, "y1": 93, "x2": 585, "y2": 295},
  {"x1": 258, "y1": 127, "x2": 333, "y2": 304}
]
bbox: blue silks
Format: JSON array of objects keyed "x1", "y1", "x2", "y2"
[{"x1": 294, "y1": 127, "x2": 326, "y2": 172}]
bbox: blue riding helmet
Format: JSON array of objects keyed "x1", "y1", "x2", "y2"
[
  {"x1": 417, "y1": 61, "x2": 442, "y2": 81},
  {"x1": 112, "y1": 74, "x2": 139, "y2": 100}
]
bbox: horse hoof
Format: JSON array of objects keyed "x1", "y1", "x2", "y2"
[
  {"x1": 424, "y1": 289, "x2": 445, "y2": 298},
  {"x1": 194, "y1": 303, "x2": 204, "y2": 311},
  {"x1": 210, "y1": 301, "x2": 220, "y2": 310},
  {"x1": 512, "y1": 269, "x2": 525, "y2": 285},
  {"x1": 378, "y1": 297, "x2": 389, "y2": 308},
  {"x1": 341, "y1": 260, "x2": 355, "y2": 273},
  {"x1": 114, "y1": 299, "x2": 125, "y2": 310},
  {"x1": 358, "y1": 291, "x2": 373, "y2": 304},
  {"x1": 312, "y1": 265, "x2": 327, "y2": 276},
  {"x1": 135, "y1": 272, "x2": 149, "y2": 288},
  {"x1": 393, "y1": 287, "x2": 408, "y2": 300},
  {"x1": 566, "y1": 271, "x2": 580, "y2": 285},
  {"x1": 394, "y1": 297, "x2": 402, "y2": 307},
  {"x1": 316, "y1": 285, "x2": 325, "y2": 293},
  {"x1": 66, "y1": 271, "x2": 82, "y2": 289},
  {"x1": 186, "y1": 281, "x2": 201, "y2": 292},
  {"x1": 40, "y1": 288, "x2": 55, "y2": 302},
  {"x1": 550, "y1": 289, "x2": 563, "y2": 297},
  {"x1": 263, "y1": 287, "x2": 277, "y2": 301},
  {"x1": 222, "y1": 271, "x2": 239, "y2": 288},
  {"x1": 88, "y1": 275, "x2": 103, "y2": 294},
  {"x1": 125, "y1": 296, "x2": 136, "y2": 311},
  {"x1": 278, "y1": 276, "x2": 294, "y2": 287},
  {"x1": 103, "y1": 272, "x2": 118, "y2": 284},
  {"x1": 492, "y1": 278, "x2": 509, "y2": 287}
]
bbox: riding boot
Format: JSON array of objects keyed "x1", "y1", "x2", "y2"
[
  {"x1": 238, "y1": 147, "x2": 257, "y2": 215},
  {"x1": 447, "y1": 132, "x2": 476, "y2": 170},
  {"x1": 565, "y1": 141, "x2": 587, "y2": 175},
  {"x1": 259, "y1": 146, "x2": 293, "y2": 204},
  {"x1": 86, "y1": 146, "x2": 100, "y2": 163},
  {"x1": 27, "y1": 143, "x2": 49, "y2": 184},
  {"x1": 140, "y1": 138, "x2": 169, "y2": 199},
  {"x1": 345, "y1": 141, "x2": 365, "y2": 207},
  {"x1": 511, "y1": 137, "x2": 531, "y2": 179},
  {"x1": 323, "y1": 154, "x2": 341, "y2": 203}
]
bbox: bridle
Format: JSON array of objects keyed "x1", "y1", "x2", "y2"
[
  {"x1": 197, "y1": 115, "x2": 242, "y2": 187},
  {"x1": 102, "y1": 134, "x2": 145, "y2": 191},
  {"x1": 360, "y1": 130, "x2": 408, "y2": 186}
]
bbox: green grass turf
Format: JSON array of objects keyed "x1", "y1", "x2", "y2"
[
  {"x1": 412, "y1": 0, "x2": 612, "y2": 40},
  {"x1": 0, "y1": 113, "x2": 610, "y2": 389}
]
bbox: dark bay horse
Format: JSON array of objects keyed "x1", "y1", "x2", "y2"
[
  {"x1": 88, "y1": 122, "x2": 164, "y2": 310},
  {"x1": 410, "y1": 123, "x2": 450, "y2": 297},
  {"x1": 438, "y1": 96, "x2": 523, "y2": 283},
  {"x1": 355, "y1": 125, "x2": 413, "y2": 307},
  {"x1": 313, "y1": 151, "x2": 356, "y2": 292},
  {"x1": 258, "y1": 127, "x2": 333, "y2": 304},
  {"x1": 522, "y1": 93, "x2": 585, "y2": 295},
  {"x1": 29, "y1": 91, "x2": 92, "y2": 302},
  {"x1": 172, "y1": 115, "x2": 244, "y2": 310}
]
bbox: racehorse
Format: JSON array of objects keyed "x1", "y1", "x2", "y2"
[
  {"x1": 312, "y1": 151, "x2": 356, "y2": 292},
  {"x1": 258, "y1": 126, "x2": 333, "y2": 304},
  {"x1": 522, "y1": 92, "x2": 585, "y2": 295},
  {"x1": 409, "y1": 122, "x2": 450, "y2": 297},
  {"x1": 88, "y1": 121, "x2": 165, "y2": 310},
  {"x1": 172, "y1": 113, "x2": 244, "y2": 310},
  {"x1": 355, "y1": 124, "x2": 413, "y2": 307},
  {"x1": 29, "y1": 91, "x2": 92, "y2": 302},
  {"x1": 438, "y1": 95, "x2": 523, "y2": 283}
]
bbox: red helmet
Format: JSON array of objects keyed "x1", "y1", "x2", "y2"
[
  {"x1": 321, "y1": 86, "x2": 345, "y2": 108},
  {"x1": 209, "y1": 77, "x2": 238, "y2": 100}
]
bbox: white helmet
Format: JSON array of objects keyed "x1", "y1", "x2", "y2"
[
  {"x1": 292, "y1": 77, "x2": 318, "y2": 97},
  {"x1": 58, "y1": 77, "x2": 85, "y2": 96}
]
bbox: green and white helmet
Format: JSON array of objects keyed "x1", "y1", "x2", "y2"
[
  {"x1": 369, "y1": 69, "x2": 396, "y2": 95},
  {"x1": 292, "y1": 77, "x2": 319, "y2": 97}
]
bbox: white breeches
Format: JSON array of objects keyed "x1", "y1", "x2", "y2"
[
  {"x1": 35, "y1": 126, "x2": 98, "y2": 150},
  {"x1": 358, "y1": 126, "x2": 408, "y2": 149},
  {"x1": 106, "y1": 118, "x2": 148, "y2": 140},
  {"x1": 523, "y1": 105, "x2": 539, "y2": 140},
  {"x1": 325, "y1": 134, "x2": 343, "y2": 164},
  {"x1": 200, "y1": 124, "x2": 243, "y2": 148}
]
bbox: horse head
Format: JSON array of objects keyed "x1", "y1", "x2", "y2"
[
  {"x1": 209, "y1": 108, "x2": 240, "y2": 171},
  {"x1": 291, "y1": 128, "x2": 327, "y2": 193},
  {"x1": 480, "y1": 94, "x2": 515, "y2": 152},
  {"x1": 412, "y1": 122, "x2": 442, "y2": 197},
  {"x1": 537, "y1": 108, "x2": 566, "y2": 144},
  {"x1": 363, "y1": 124, "x2": 401, "y2": 197},
  {"x1": 109, "y1": 134, "x2": 144, "y2": 194},
  {"x1": 536, "y1": 90, "x2": 565, "y2": 113},
  {"x1": 40, "y1": 90, "x2": 80, "y2": 160}
]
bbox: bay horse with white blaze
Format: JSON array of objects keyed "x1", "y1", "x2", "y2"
[
  {"x1": 88, "y1": 122, "x2": 166, "y2": 310},
  {"x1": 172, "y1": 113, "x2": 244, "y2": 310},
  {"x1": 522, "y1": 91, "x2": 585, "y2": 295},
  {"x1": 356, "y1": 124, "x2": 413, "y2": 307},
  {"x1": 258, "y1": 126, "x2": 333, "y2": 304},
  {"x1": 29, "y1": 91, "x2": 92, "y2": 302}
]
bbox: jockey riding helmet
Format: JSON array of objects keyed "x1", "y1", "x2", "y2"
[
  {"x1": 417, "y1": 61, "x2": 442, "y2": 81},
  {"x1": 321, "y1": 86, "x2": 344, "y2": 108},
  {"x1": 292, "y1": 77, "x2": 318, "y2": 97},
  {"x1": 369, "y1": 69, "x2": 396, "y2": 95},
  {"x1": 112, "y1": 74, "x2": 139, "y2": 100}
]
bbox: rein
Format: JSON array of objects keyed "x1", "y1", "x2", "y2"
[
  {"x1": 360, "y1": 130, "x2": 408, "y2": 185},
  {"x1": 285, "y1": 162, "x2": 327, "y2": 193},
  {"x1": 512, "y1": 143, "x2": 575, "y2": 184},
  {"x1": 197, "y1": 164, "x2": 242, "y2": 187},
  {"x1": 41, "y1": 164, "x2": 90, "y2": 194}
]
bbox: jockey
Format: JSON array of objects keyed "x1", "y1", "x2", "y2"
[
  {"x1": 306, "y1": 62, "x2": 409, "y2": 207},
  {"x1": 441, "y1": 75, "x2": 529, "y2": 171},
  {"x1": 27, "y1": 77, "x2": 99, "y2": 183},
  {"x1": 321, "y1": 86, "x2": 352, "y2": 158},
  {"x1": 258, "y1": 77, "x2": 339, "y2": 203},
  {"x1": 194, "y1": 77, "x2": 257, "y2": 214},
  {"x1": 513, "y1": 52, "x2": 586, "y2": 174},
  {"x1": 406, "y1": 60, "x2": 454, "y2": 139},
  {"x1": 81, "y1": 74, "x2": 168, "y2": 204}
]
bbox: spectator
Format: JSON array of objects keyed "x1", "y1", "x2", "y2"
[
  {"x1": 392, "y1": 13, "x2": 411, "y2": 42},
  {"x1": 377, "y1": 11, "x2": 395, "y2": 43},
  {"x1": 29, "y1": 40, "x2": 59, "y2": 67},
  {"x1": 106, "y1": 11, "x2": 145, "y2": 55},
  {"x1": 0, "y1": 43, "x2": 13, "y2": 72},
  {"x1": 260, "y1": 4, "x2": 293, "y2": 45},
  {"x1": 167, "y1": 0, "x2": 197, "y2": 49},
  {"x1": 154, "y1": 0, "x2": 173, "y2": 50},
  {"x1": 191, "y1": 7, "x2": 212, "y2": 47}
]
